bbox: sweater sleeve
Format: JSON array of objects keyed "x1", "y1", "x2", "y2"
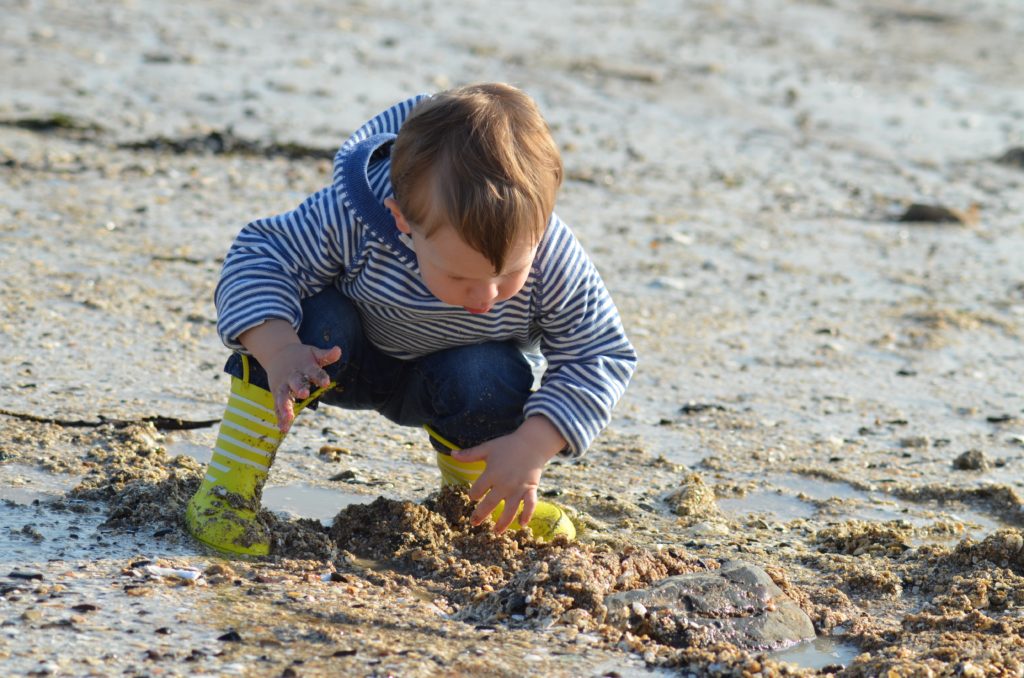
[
  {"x1": 523, "y1": 217, "x2": 638, "y2": 457},
  {"x1": 214, "y1": 186, "x2": 356, "y2": 350}
]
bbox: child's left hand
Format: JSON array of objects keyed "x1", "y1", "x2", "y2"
[{"x1": 451, "y1": 416, "x2": 566, "y2": 533}]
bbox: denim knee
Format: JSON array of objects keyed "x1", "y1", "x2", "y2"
[
  {"x1": 407, "y1": 342, "x2": 534, "y2": 448},
  {"x1": 435, "y1": 342, "x2": 532, "y2": 404}
]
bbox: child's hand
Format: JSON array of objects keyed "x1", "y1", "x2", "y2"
[
  {"x1": 239, "y1": 320, "x2": 342, "y2": 432},
  {"x1": 451, "y1": 416, "x2": 566, "y2": 533},
  {"x1": 264, "y1": 343, "x2": 341, "y2": 432}
]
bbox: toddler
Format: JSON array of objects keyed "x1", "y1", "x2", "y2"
[{"x1": 185, "y1": 83, "x2": 636, "y2": 555}]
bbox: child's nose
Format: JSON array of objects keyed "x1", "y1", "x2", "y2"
[{"x1": 469, "y1": 282, "x2": 499, "y2": 305}]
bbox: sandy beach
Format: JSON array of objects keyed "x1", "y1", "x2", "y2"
[{"x1": 2, "y1": 0, "x2": 1024, "y2": 675}]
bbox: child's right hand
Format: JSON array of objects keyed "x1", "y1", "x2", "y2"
[
  {"x1": 238, "y1": 320, "x2": 341, "y2": 432},
  {"x1": 263, "y1": 343, "x2": 342, "y2": 432}
]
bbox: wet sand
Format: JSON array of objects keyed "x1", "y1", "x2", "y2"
[{"x1": 2, "y1": 1, "x2": 1024, "y2": 675}]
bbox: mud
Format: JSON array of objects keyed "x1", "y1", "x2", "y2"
[{"x1": 4, "y1": 0, "x2": 1024, "y2": 675}]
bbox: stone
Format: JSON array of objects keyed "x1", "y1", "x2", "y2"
[
  {"x1": 996, "y1": 147, "x2": 1024, "y2": 168},
  {"x1": 663, "y1": 473, "x2": 721, "y2": 524},
  {"x1": 603, "y1": 560, "x2": 815, "y2": 651},
  {"x1": 897, "y1": 203, "x2": 963, "y2": 224},
  {"x1": 953, "y1": 449, "x2": 990, "y2": 471}
]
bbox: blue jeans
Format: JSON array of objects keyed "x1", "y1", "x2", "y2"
[{"x1": 225, "y1": 286, "x2": 534, "y2": 450}]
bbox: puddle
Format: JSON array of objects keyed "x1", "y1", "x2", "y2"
[
  {"x1": 717, "y1": 490, "x2": 817, "y2": 521},
  {"x1": 0, "y1": 499, "x2": 195, "y2": 565},
  {"x1": 770, "y1": 474, "x2": 865, "y2": 502},
  {"x1": 631, "y1": 422, "x2": 708, "y2": 468},
  {"x1": 720, "y1": 473, "x2": 1010, "y2": 543},
  {"x1": 166, "y1": 438, "x2": 212, "y2": 464},
  {"x1": 149, "y1": 436, "x2": 377, "y2": 525},
  {"x1": 0, "y1": 563, "x2": 228, "y2": 677},
  {"x1": 0, "y1": 463, "x2": 84, "y2": 504},
  {"x1": 262, "y1": 483, "x2": 371, "y2": 525},
  {"x1": 0, "y1": 501, "x2": 232, "y2": 677},
  {"x1": 772, "y1": 636, "x2": 861, "y2": 670}
]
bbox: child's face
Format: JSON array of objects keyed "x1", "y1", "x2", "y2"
[{"x1": 385, "y1": 199, "x2": 535, "y2": 314}]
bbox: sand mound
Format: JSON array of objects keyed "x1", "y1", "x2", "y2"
[{"x1": 330, "y1": 487, "x2": 705, "y2": 632}]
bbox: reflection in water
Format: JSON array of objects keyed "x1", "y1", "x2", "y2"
[
  {"x1": 717, "y1": 490, "x2": 817, "y2": 520},
  {"x1": 715, "y1": 473, "x2": 1009, "y2": 543},
  {"x1": 262, "y1": 483, "x2": 370, "y2": 524},
  {"x1": 0, "y1": 463, "x2": 83, "y2": 504},
  {"x1": 772, "y1": 636, "x2": 861, "y2": 670},
  {"x1": 166, "y1": 439, "x2": 212, "y2": 464}
]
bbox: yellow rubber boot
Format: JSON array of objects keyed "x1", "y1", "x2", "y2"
[
  {"x1": 426, "y1": 426, "x2": 576, "y2": 541},
  {"x1": 185, "y1": 359, "x2": 332, "y2": 556}
]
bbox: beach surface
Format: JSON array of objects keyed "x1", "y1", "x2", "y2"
[{"x1": 2, "y1": 1, "x2": 1024, "y2": 675}]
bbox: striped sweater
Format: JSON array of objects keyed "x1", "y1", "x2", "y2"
[{"x1": 215, "y1": 95, "x2": 636, "y2": 456}]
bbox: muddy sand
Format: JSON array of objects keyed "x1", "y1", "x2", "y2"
[{"x1": 2, "y1": 1, "x2": 1024, "y2": 676}]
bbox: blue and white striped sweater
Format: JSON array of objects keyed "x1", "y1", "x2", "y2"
[{"x1": 215, "y1": 95, "x2": 636, "y2": 456}]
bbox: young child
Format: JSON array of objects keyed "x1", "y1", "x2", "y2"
[{"x1": 185, "y1": 83, "x2": 637, "y2": 555}]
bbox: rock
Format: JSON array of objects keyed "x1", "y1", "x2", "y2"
[
  {"x1": 899, "y1": 436, "x2": 930, "y2": 449},
  {"x1": 329, "y1": 469, "x2": 369, "y2": 483},
  {"x1": 19, "y1": 525, "x2": 44, "y2": 542},
  {"x1": 204, "y1": 563, "x2": 236, "y2": 578},
  {"x1": 679, "y1": 402, "x2": 726, "y2": 415},
  {"x1": 995, "y1": 147, "x2": 1024, "y2": 168},
  {"x1": 986, "y1": 413, "x2": 1017, "y2": 424},
  {"x1": 8, "y1": 571, "x2": 43, "y2": 581},
  {"x1": 603, "y1": 561, "x2": 815, "y2": 651},
  {"x1": 897, "y1": 203, "x2": 963, "y2": 224},
  {"x1": 20, "y1": 609, "x2": 43, "y2": 623},
  {"x1": 663, "y1": 473, "x2": 721, "y2": 524},
  {"x1": 953, "y1": 449, "x2": 990, "y2": 471}
]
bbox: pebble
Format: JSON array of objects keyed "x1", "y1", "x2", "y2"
[
  {"x1": 8, "y1": 571, "x2": 43, "y2": 581},
  {"x1": 952, "y1": 449, "x2": 990, "y2": 471},
  {"x1": 897, "y1": 203, "x2": 964, "y2": 224},
  {"x1": 145, "y1": 565, "x2": 203, "y2": 581},
  {"x1": 995, "y1": 147, "x2": 1024, "y2": 168},
  {"x1": 20, "y1": 609, "x2": 43, "y2": 622}
]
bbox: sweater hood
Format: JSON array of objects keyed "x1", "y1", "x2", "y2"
[{"x1": 330, "y1": 94, "x2": 428, "y2": 264}]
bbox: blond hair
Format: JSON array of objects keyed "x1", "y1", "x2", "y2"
[{"x1": 390, "y1": 83, "x2": 563, "y2": 271}]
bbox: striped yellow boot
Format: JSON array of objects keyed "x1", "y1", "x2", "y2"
[
  {"x1": 185, "y1": 358, "x2": 332, "y2": 556},
  {"x1": 426, "y1": 426, "x2": 576, "y2": 541}
]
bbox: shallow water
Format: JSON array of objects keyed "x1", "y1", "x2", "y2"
[
  {"x1": 168, "y1": 434, "x2": 390, "y2": 525},
  {"x1": 718, "y1": 490, "x2": 818, "y2": 521},
  {"x1": 1, "y1": 500, "x2": 111, "y2": 564},
  {"x1": 165, "y1": 439, "x2": 212, "y2": 465},
  {"x1": 772, "y1": 636, "x2": 861, "y2": 671},
  {"x1": 0, "y1": 464, "x2": 82, "y2": 505},
  {"x1": 718, "y1": 473, "x2": 1011, "y2": 544},
  {"x1": 262, "y1": 483, "x2": 369, "y2": 525}
]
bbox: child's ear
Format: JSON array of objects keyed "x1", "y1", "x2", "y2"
[{"x1": 384, "y1": 198, "x2": 412, "y2": 235}]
